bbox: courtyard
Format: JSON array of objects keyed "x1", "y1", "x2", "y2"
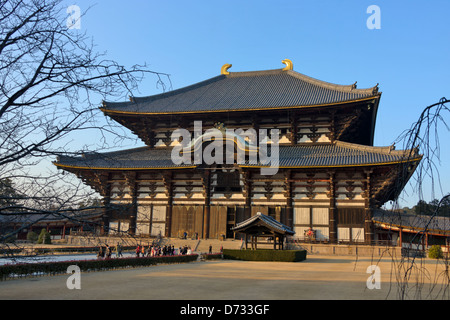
[{"x1": 0, "y1": 254, "x2": 448, "y2": 300}]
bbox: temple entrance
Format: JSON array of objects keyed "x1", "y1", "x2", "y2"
[{"x1": 171, "y1": 205, "x2": 204, "y2": 239}]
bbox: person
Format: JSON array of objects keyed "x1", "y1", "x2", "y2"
[
  {"x1": 136, "y1": 245, "x2": 141, "y2": 257},
  {"x1": 209, "y1": 244, "x2": 212, "y2": 254},
  {"x1": 105, "y1": 244, "x2": 112, "y2": 259},
  {"x1": 187, "y1": 246, "x2": 192, "y2": 255},
  {"x1": 97, "y1": 245, "x2": 103, "y2": 259},
  {"x1": 117, "y1": 243, "x2": 123, "y2": 258}
]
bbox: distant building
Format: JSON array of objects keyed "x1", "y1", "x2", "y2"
[{"x1": 54, "y1": 60, "x2": 422, "y2": 244}]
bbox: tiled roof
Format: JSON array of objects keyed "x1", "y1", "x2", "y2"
[
  {"x1": 372, "y1": 209, "x2": 450, "y2": 234},
  {"x1": 248, "y1": 141, "x2": 420, "y2": 168},
  {"x1": 55, "y1": 147, "x2": 194, "y2": 170},
  {"x1": 231, "y1": 212, "x2": 295, "y2": 235},
  {"x1": 101, "y1": 68, "x2": 380, "y2": 114},
  {"x1": 54, "y1": 141, "x2": 420, "y2": 170}
]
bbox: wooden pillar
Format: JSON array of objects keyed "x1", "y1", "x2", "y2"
[
  {"x1": 62, "y1": 223, "x2": 66, "y2": 239},
  {"x1": 329, "y1": 110, "x2": 336, "y2": 143},
  {"x1": 101, "y1": 195, "x2": 110, "y2": 235},
  {"x1": 94, "y1": 170, "x2": 110, "y2": 236},
  {"x1": 252, "y1": 115, "x2": 260, "y2": 146},
  {"x1": 364, "y1": 170, "x2": 374, "y2": 245},
  {"x1": 242, "y1": 170, "x2": 252, "y2": 221},
  {"x1": 289, "y1": 113, "x2": 298, "y2": 146},
  {"x1": 163, "y1": 172, "x2": 173, "y2": 237},
  {"x1": 202, "y1": 170, "x2": 211, "y2": 239},
  {"x1": 328, "y1": 171, "x2": 337, "y2": 243},
  {"x1": 245, "y1": 233, "x2": 248, "y2": 250},
  {"x1": 125, "y1": 171, "x2": 138, "y2": 235},
  {"x1": 273, "y1": 232, "x2": 276, "y2": 250},
  {"x1": 284, "y1": 170, "x2": 293, "y2": 229}
]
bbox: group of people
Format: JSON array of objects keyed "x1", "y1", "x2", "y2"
[
  {"x1": 135, "y1": 244, "x2": 193, "y2": 257},
  {"x1": 96, "y1": 241, "x2": 219, "y2": 260},
  {"x1": 97, "y1": 243, "x2": 123, "y2": 259}
]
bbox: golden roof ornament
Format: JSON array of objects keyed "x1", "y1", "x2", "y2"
[
  {"x1": 221, "y1": 63, "x2": 232, "y2": 75},
  {"x1": 282, "y1": 59, "x2": 293, "y2": 71}
]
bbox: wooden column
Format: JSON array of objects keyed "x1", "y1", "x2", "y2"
[
  {"x1": 273, "y1": 232, "x2": 277, "y2": 250},
  {"x1": 241, "y1": 170, "x2": 252, "y2": 221},
  {"x1": 289, "y1": 113, "x2": 298, "y2": 145},
  {"x1": 252, "y1": 115, "x2": 260, "y2": 146},
  {"x1": 202, "y1": 170, "x2": 211, "y2": 239},
  {"x1": 364, "y1": 170, "x2": 374, "y2": 245},
  {"x1": 328, "y1": 171, "x2": 337, "y2": 243},
  {"x1": 284, "y1": 170, "x2": 293, "y2": 229},
  {"x1": 163, "y1": 172, "x2": 173, "y2": 237},
  {"x1": 125, "y1": 171, "x2": 138, "y2": 235},
  {"x1": 245, "y1": 233, "x2": 248, "y2": 250},
  {"x1": 93, "y1": 171, "x2": 110, "y2": 235}
]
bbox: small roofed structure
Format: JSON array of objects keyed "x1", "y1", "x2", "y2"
[{"x1": 232, "y1": 212, "x2": 295, "y2": 250}]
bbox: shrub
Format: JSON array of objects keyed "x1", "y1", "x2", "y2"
[
  {"x1": 37, "y1": 229, "x2": 51, "y2": 244},
  {"x1": 428, "y1": 245, "x2": 443, "y2": 259},
  {"x1": 27, "y1": 231, "x2": 38, "y2": 243},
  {"x1": 223, "y1": 249, "x2": 307, "y2": 262}
]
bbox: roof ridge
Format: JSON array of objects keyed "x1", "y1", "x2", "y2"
[
  {"x1": 227, "y1": 68, "x2": 379, "y2": 95},
  {"x1": 335, "y1": 140, "x2": 417, "y2": 156},
  {"x1": 103, "y1": 75, "x2": 226, "y2": 108},
  {"x1": 285, "y1": 70, "x2": 379, "y2": 94}
]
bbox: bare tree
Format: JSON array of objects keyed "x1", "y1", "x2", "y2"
[
  {"x1": 0, "y1": 0, "x2": 169, "y2": 245},
  {"x1": 381, "y1": 97, "x2": 450, "y2": 299}
]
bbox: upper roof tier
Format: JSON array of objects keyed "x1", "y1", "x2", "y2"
[{"x1": 101, "y1": 61, "x2": 381, "y2": 115}]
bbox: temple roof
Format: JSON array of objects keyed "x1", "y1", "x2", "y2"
[
  {"x1": 53, "y1": 140, "x2": 421, "y2": 171},
  {"x1": 101, "y1": 65, "x2": 380, "y2": 115},
  {"x1": 372, "y1": 209, "x2": 450, "y2": 235},
  {"x1": 231, "y1": 212, "x2": 295, "y2": 235}
]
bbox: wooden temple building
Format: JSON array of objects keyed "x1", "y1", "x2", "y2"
[{"x1": 54, "y1": 60, "x2": 422, "y2": 245}]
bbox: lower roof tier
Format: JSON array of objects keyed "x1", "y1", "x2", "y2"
[{"x1": 54, "y1": 140, "x2": 421, "y2": 171}]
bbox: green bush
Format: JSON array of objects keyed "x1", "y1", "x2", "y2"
[
  {"x1": 27, "y1": 231, "x2": 38, "y2": 243},
  {"x1": 428, "y1": 245, "x2": 443, "y2": 259},
  {"x1": 203, "y1": 253, "x2": 222, "y2": 261},
  {"x1": 37, "y1": 229, "x2": 51, "y2": 244},
  {"x1": 223, "y1": 249, "x2": 307, "y2": 262}
]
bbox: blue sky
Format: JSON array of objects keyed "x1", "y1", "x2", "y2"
[{"x1": 61, "y1": 0, "x2": 450, "y2": 208}]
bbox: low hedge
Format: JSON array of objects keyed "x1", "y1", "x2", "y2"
[
  {"x1": 0, "y1": 254, "x2": 198, "y2": 281},
  {"x1": 202, "y1": 253, "x2": 223, "y2": 260},
  {"x1": 223, "y1": 249, "x2": 307, "y2": 262}
]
